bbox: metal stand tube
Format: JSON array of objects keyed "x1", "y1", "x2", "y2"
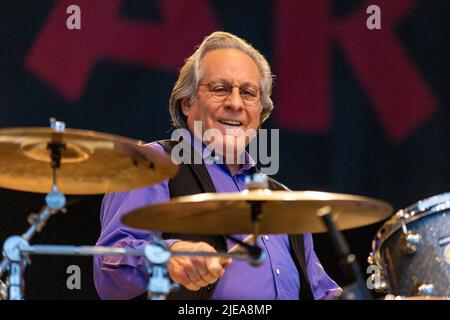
[{"x1": 317, "y1": 206, "x2": 373, "y2": 300}]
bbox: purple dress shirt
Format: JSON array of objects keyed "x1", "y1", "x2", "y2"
[{"x1": 94, "y1": 142, "x2": 341, "y2": 300}]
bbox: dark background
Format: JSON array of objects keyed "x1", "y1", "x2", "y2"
[{"x1": 0, "y1": 0, "x2": 448, "y2": 299}]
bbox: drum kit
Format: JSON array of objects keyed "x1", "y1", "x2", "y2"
[{"x1": 0, "y1": 118, "x2": 448, "y2": 300}]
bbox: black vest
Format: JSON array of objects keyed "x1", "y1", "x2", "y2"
[{"x1": 135, "y1": 139, "x2": 314, "y2": 300}]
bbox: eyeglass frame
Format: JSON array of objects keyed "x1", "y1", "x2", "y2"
[{"x1": 197, "y1": 81, "x2": 262, "y2": 105}]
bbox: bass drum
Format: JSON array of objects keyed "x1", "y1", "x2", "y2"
[{"x1": 370, "y1": 192, "x2": 450, "y2": 297}]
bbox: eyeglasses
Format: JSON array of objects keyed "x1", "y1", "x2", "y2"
[{"x1": 198, "y1": 81, "x2": 261, "y2": 105}]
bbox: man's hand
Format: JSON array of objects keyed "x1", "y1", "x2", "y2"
[{"x1": 168, "y1": 241, "x2": 232, "y2": 291}]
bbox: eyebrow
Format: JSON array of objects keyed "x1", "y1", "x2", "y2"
[{"x1": 209, "y1": 78, "x2": 259, "y2": 87}]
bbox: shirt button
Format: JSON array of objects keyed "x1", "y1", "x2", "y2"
[
  {"x1": 264, "y1": 235, "x2": 269, "y2": 241},
  {"x1": 276, "y1": 268, "x2": 280, "y2": 275}
]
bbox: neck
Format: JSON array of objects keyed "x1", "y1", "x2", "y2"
[{"x1": 226, "y1": 163, "x2": 241, "y2": 176}]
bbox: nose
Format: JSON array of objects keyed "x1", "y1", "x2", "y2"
[{"x1": 223, "y1": 87, "x2": 244, "y2": 112}]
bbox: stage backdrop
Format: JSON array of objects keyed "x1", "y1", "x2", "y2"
[{"x1": 0, "y1": 0, "x2": 448, "y2": 299}]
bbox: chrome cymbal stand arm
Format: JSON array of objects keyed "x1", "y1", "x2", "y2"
[{"x1": 20, "y1": 242, "x2": 250, "y2": 301}]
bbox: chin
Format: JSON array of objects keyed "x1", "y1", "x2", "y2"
[{"x1": 223, "y1": 135, "x2": 247, "y2": 159}]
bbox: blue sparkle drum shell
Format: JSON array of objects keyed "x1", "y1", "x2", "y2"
[{"x1": 371, "y1": 192, "x2": 450, "y2": 297}]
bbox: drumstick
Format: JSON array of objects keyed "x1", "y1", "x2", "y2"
[{"x1": 227, "y1": 235, "x2": 256, "y2": 253}]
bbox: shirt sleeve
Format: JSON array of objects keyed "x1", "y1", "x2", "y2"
[
  {"x1": 303, "y1": 233, "x2": 343, "y2": 300},
  {"x1": 93, "y1": 142, "x2": 175, "y2": 300},
  {"x1": 278, "y1": 185, "x2": 342, "y2": 300}
]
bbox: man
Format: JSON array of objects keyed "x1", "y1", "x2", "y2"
[{"x1": 94, "y1": 31, "x2": 341, "y2": 300}]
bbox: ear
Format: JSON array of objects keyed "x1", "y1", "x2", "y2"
[{"x1": 181, "y1": 98, "x2": 191, "y2": 116}]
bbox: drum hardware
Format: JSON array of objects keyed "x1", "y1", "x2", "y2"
[
  {"x1": 0, "y1": 118, "x2": 178, "y2": 300},
  {"x1": 368, "y1": 237, "x2": 389, "y2": 294},
  {"x1": 244, "y1": 169, "x2": 268, "y2": 190},
  {"x1": 244, "y1": 171, "x2": 267, "y2": 243},
  {"x1": 398, "y1": 212, "x2": 423, "y2": 255},
  {"x1": 13, "y1": 241, "x2": 256, "y2": 300},
  {"x1": 0, "y1": 188, "x2": 66, "y2": 300},
  {"x1": 399, "y1": 230, "x2": 422, "y2": 255},
  {"x1": 143, "y1": 239, "x2": 177, "y2": 300},
  {"x1": 0, "y1": 119, "x2": 68, "y2": 300},
  {"x1": 141, "y1": 238, "x2": 263, "y2": 299},
  {"x1": 317, "y1": 206, "x2": 373, "y2": 300},
  {"x1": 369, "y1": 192, "x2": 450, "y2": 298}
]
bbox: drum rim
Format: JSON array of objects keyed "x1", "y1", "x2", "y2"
[
  {"x1": 404, "y1": 192, "x2": 450, "y2": 217},
  {"x1": 370, "y1": 192, "x2": 450, "y2": 267}
]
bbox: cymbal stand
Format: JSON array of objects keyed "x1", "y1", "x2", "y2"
[
  {"x1": 0, "y1": 118, "x2": 67, "y2": 300},
  {"x1": 317, "y1": 206, "x2": 373, "y2": 300},
  {"x1": 242, "y1": 170, "x2": 268, "y2": 264}
]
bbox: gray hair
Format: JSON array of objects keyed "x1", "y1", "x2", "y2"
[{"x1": 168, "y1": 31, "x2": 274, "y2": 129}]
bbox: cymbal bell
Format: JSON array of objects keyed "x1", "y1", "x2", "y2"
[
  {"x1": 0, "y1": 127, "x2": 178, "y2": 195},
  {"x1": 122, "y1": 190, "x2": 393, "y2": 234}
]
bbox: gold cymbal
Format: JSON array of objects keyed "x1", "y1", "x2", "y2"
[
  {"x1": 0, "y1": 127, "x2": 178, "y2": 194},
  {"x1": 122, "y1": 190, "x2": 393, "y2": 234}
]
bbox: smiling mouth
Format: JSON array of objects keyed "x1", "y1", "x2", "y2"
[{"x1": 218, "y1": 119, "x2": 243, "y2": 127}]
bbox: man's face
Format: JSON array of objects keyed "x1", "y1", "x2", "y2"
[{"x1": 182, "y1": 48, "x2": 262, "y2": 157}]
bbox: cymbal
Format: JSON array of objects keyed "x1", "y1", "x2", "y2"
[
  {"x1": 0, "y1": 127, "x2": 178, "y2": 194},
  {"x1": 122, "y1": 190, "x2": 393, "y2": 234}
]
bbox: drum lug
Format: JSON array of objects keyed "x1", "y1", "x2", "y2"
[{"x1": 400, "y1": 231, "x2": 422, "y2": 254}]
